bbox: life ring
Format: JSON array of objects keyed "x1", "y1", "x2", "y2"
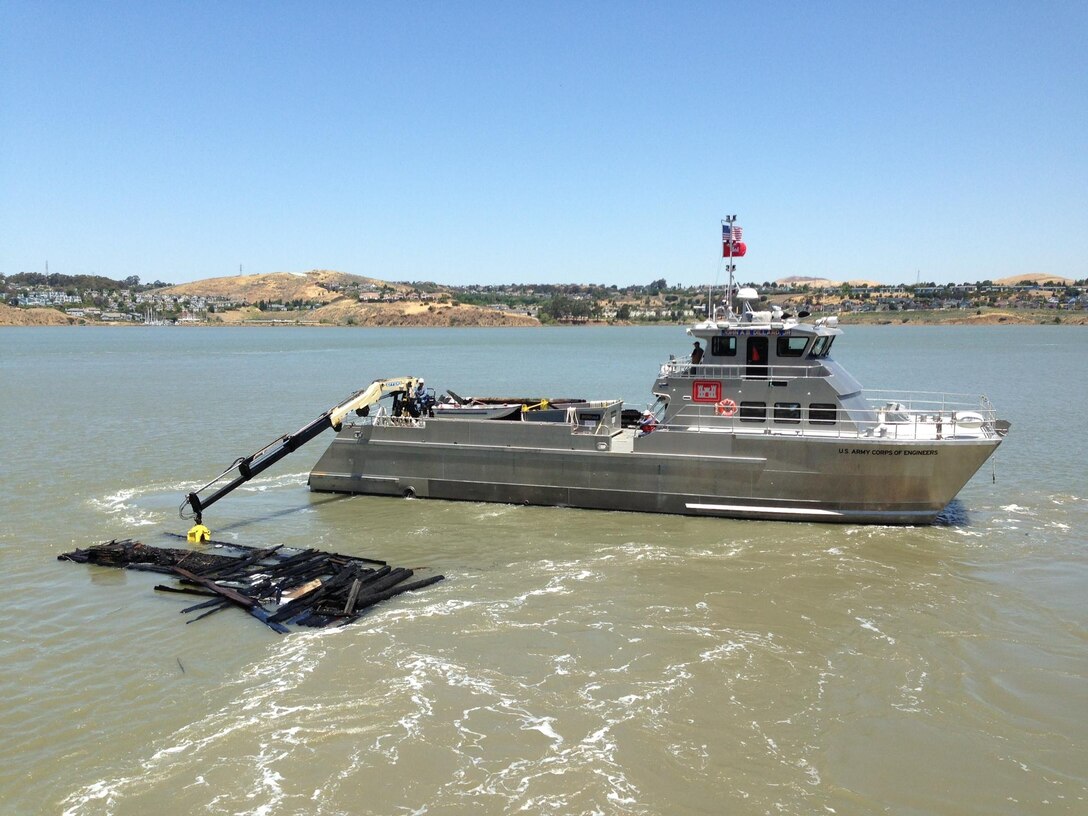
[{"x1": 715, "y1": 398, "x2": 737, "y2": 417}]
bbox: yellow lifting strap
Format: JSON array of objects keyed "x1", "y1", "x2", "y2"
[{"x1": 187, "y1": 523, "x2": 212, "y2": 543}]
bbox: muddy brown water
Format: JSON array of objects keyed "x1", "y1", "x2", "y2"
[{"x1": 1, "y1": 325, "x2": 1084, "y2": 815}]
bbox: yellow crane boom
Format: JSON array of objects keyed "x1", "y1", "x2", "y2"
[{"x1": 181, "y1": 376, "x2": 422, "y2": 540}]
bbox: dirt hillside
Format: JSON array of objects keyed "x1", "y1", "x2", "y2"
[
  {"x1": 774, "y1": 276, "x2": 839, "y2": 288},
  {"x1": 158, "y1": 270, "x2": 407, "y2": 304},
  {"x1": 309, "y1": 300, "x2": 538, "y2": 327},
  {"x1": 772, "y1": 276, "x2": 885, "y2": 288},
  {"x1": 993, "y1": 273, "x2": 1075, "y2": 286},
  {"x1": 0, "y1": 303, "x2": 73, "y2": 325}
]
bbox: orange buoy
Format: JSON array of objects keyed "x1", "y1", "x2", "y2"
[{"x1": 715, "y1": 398, "x2": 738, "y2": 417}]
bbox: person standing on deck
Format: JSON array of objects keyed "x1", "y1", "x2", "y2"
[{"x1": 690, "y1": 341, "x2": 704, "y2": 374}]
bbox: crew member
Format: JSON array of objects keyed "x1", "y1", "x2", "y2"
[
  {"x1": 691, "y1": 341, "x2": 704, "y2": 365},
  {"x1": 638, "y1": 410, "x2": 658, "y2": 436},
  {"x1": 414, "y1": 379, "x2": 433, "y2": 417}
]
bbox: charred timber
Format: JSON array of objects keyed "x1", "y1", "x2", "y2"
[{"x1": 58, "y1": 539, "x2": 444, "y2": 633}]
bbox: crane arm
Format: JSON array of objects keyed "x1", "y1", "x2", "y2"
[
  {"x1": 327, "y1": 376, "x2": 418, "y2": 430},
  {"x1": 180, "y1": 377, "x2": 420, "y2": 532}
]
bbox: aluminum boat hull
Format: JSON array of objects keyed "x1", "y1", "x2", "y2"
[{"x1": 308, "y1": 419, "x2": 1000, "y2": 524}]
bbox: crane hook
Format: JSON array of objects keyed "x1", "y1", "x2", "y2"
[{"x1": 187, "y1": 512, "x2": 212, "y2": 543}]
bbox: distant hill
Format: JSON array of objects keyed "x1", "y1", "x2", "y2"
[
  {"x1": 770, "y1": 276, "x2": 887, "y2": 289},
  {"x1": 3, "y1": 271, "x2": 157, "y2": 290},
  {"x1": 992, "y1": 273, "x2": 1075, "y2": 286},
  {"x1": 0, "y1": 302, "x2": 73, "y2": 325},
  {"x1": 156, "y1": 269, "x2": 408, "y2": 304},
  {"x1": 158, "y1": 269, "x2": 539, "y2": 327},
  {"x1": 308, "y1": 299, "x2": 538, "y2": 327},
  {"x1": 773, "y1": 276, "x2": 882, "y2": 288},
  {"x1": 774, "y1": 276, "x2": 838, "y2": 287},
  {"x1": 775, "y1": 274, "x2": 1079, "y2": 289}
]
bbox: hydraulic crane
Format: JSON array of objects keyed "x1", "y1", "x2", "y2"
[{"x1": 180, "y1": 376, "x2": 423, "y2": 542}]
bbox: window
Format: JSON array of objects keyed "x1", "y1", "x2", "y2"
[
  {"x1": 711, "y1": 335, "x2": 737, "y2": 356},
  {"x1": 746, "y1": 337, "x2": 768, "y2": 378},
  {"x1": 776, "y1": 336, "x2": 809, "y2": 357},
  {"x1": 739, "y1": 401, "x2": 766, "y2": 422},
  {"x1": 809, "y1": 403, "x2": 837, "y2": 425},
  {"x1": 774, "y1": 402, "x2": 801, "y2": 423},
  {"x1": 809, "y1": 336, "x2": 835, "y2": 357}
]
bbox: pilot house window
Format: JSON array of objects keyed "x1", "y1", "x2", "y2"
[
  {"x1": 776, "y1": 336, "x2": 809, "y2": 357},
  {"x1": 809, "y1": 403, "x2": 837, "y2": 425},
  {"x1": 711, "y1": 336, "x2": 737, "y2": 356},
  {"x1": 809, "y1": 336, "x2": 835, "y2": 357}
]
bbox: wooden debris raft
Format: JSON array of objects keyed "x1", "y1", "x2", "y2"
[{"x1": 59, "y1": 539, "x2": 445, "y2": 633}]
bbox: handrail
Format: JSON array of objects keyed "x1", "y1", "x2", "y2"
[
  {"x1": 861, "y1": 390, "x2": 995, "y2": 414},
  {"x1": 661, "y1": 390, "x2": 999, "y2": 442},
  {"x1": 659, "y1": 360, "x2": 831, "y2": 380}
]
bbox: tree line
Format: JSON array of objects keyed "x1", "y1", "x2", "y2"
[{"x1": 2, "y1": 273, "x2": 173, "y2": 292}]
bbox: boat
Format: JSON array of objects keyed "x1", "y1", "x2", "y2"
[
  {"x1": 431, "y1": 395, "x2": 524, "y2": 420},
  {"x1": 426, "y1": 391, "x2": 593, "y2": 421},
  {"x1": 305, "y1": 222, "x2": 1008, "y2": 524}
]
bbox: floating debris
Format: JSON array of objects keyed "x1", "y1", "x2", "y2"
[{"x1": 59, "y1": 538, "x2": 444, "y2": 632}]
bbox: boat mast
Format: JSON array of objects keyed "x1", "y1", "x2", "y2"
[{"x1": 722, "y1": 214, "x2": 737, "y2": 320}]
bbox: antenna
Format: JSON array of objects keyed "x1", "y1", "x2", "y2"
[{"x1": 722, "y1": 215, "x2": 738, "y2": 320}]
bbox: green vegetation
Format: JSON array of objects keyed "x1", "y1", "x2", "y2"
[{"x1": 3, "y1": 272, "x2": 172, "y2": 291}]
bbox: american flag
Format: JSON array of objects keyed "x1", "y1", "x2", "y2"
[
  {"x1": 732, "y1": 226, "x2": 743, "y2": 241},
  {"x1": 722, "y1": 224, "x2": 743, "y2": 241}
]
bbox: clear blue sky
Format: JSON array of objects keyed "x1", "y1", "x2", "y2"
[{"x1": 2, "y1": 1, "x2": 1085, "y2": 286}]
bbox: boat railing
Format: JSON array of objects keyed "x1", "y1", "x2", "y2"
[
  {"x1": 660, "y1": 390, "x2": 1000, "y2": 441},
  {"x1": 861, "y1": 390, "x2": 996, "y2": 417},
  {"x1": 859, "y1": 391, "x2": 1000, "y2": 440},
  {"x1": 659, "y1": 360, "x2": 831, "y2": 380},
  {"x1": 371, "y1": 406, "x2": 425, "y2": 429}
]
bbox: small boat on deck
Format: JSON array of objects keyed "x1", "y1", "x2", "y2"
[
  {"x1": 431, "y1": 396, "x2": 524, "y2": 420},
  {"x1": 430, "y1": 392, "x2": 589, "y2": 421}
]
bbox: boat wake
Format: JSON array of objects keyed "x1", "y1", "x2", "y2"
[
  {"x1": 60, "y1": 632, "x2": 334, "y2": 816},
  {"x1": 86, "y1": 472, "x2": 312, "y2": 528}
]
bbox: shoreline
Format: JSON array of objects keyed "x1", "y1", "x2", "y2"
[{"x1": 2, "y1": 313, "x2": 1085, "y2": 328}]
